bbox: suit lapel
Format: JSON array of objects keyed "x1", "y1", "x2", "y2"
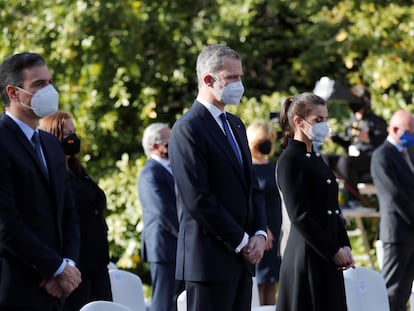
[
  {"x1": 2, "y1": 114, "x2": 49, "y2": 183},
  {"x1": 193, "y1": 102, "x2": 248, "y2": 185}
]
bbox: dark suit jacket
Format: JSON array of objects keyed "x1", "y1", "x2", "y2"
[
  {"x1": 138, "y1": 158, "x2": 179, "y2": 263},
  {"x1": 0, "y1": 114, "x2": 80, "y2": 308},
  {"x1": 169, "y1": 101, "x2": 266, "y2": 282},
  {"x1": 371, "y1": 141, "x2": 414, "y2": 243}
]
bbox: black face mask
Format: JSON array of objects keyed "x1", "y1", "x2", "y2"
[
  {"x1": 61, "y1": 133, "x2": 81, "y2": 155},
  {"x1": 258, "y1": 140, "x2": 272, "y2": 155}
]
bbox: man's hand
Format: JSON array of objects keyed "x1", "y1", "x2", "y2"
[
  {"x1": 40, "y1": 263, "x2": 82, "y2": 298},
  {"x1": 39, "y1": 278, "x2": 64, "y2": 298},
  {"x1": 56, "y1": 264, "x2": 81, "y2": 297},
  {"x1": 242, "y1": 235, "x2": 266, "y2": 265}
]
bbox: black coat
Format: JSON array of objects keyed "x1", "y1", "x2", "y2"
[{"x1": 276, "y1": 140, "x2": 350, "y2": 311}]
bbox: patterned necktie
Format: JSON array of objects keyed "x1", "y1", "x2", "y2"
[
  {"x1": 31, "y1": 131, "x2": 48, "y2": 175},
  {"x1": 219, "y1": 113, "x2": 243, "y2": 168}
]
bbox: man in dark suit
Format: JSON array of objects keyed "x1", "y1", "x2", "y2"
[
  {"x1": 138, "y1": 123, "x2": 184, "y2": 311},
  {"x1": 0, "y1": 53, "x2": 81, "y2": 310},
  {"x1": 169, "y1": 44, "x2": 267, "y2": 311},
  {"x1": 371, "y1": 110, "x2": 414, "y2": 311}
]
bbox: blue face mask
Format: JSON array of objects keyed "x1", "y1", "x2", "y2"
[{"x1": 400, "y1": 132, "x2": 414, "y2": 148}]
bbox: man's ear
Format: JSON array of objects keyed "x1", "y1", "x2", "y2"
[
  {"x1": 5, "y1": 85, "x2": 18, "y2": 100},
  {"x1": 203, "y1": 74, "x2": 214, "y2": 87}
]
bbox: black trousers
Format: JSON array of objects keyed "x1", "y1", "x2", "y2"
[{"x1": 186, "y1": 268, "x2": 252, "y2": 311}]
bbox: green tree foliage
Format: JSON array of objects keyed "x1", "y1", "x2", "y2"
[{"x1": 2, "y1": 0, "x2": 414, "y2": 275}]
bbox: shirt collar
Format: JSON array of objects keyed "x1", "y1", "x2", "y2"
[
  {"x1": 196, "y1": 96, "x2": 226, "y2": 130},
  {"x1": 150, "y1": 154, "x2": 172, "y2": 174},
  {"x1": 5, "y1": 111, "x2": 37, "y2": 141},
  {"x1": 387, "y1": 135, "x2": 404, "y2": 152}
]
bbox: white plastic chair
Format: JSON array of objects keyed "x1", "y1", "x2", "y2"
[
  {"x1": 109, "y1": 269, "x2": 146, "y2": 311},
  {"x1": 177, "y1": 290, "x2": 187, "y2": 311},
  {"x1": 80, "y1": 300, "x2": 133, "y2": 311},
  {"x1": 375, "y1": 240, "x2": 384, "y2": 270},
  {"x1": 343, "y1": 266, "x2": 390, "y2": 311},
  {"x1": 343, "y1": 276, "x2": 363, "y2": 311},
  {"x1": 108, "y1": 261, "x2": 119, "y2": 270},
  {"x1": 251, "y1": 277, "x2": 277, "y2": 311}
]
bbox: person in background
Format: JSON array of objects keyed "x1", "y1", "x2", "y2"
[
  {"x1": 40, "y1": 111, "x2": 112, "y2": 310},
  {"x1": 276, "y1": 92, "x2": 354, "y2": 311},
  {"x1": 138, "y1": 123, "x2": 184, "y2": 311},
  {"x1": 246, "y1": 120, "x2": 282, "y2": 306},
  {"x1": 370, "y1": 110, "x2": 414, "y2": 311},
  {"x1": 329, "y1": 85, "x2": 387, "y2": 208},
  {"x1": 0, "y1": 52, "x2": 81, "y2": 310},
  {"x1": 169, "y1": 44, "x2": 267, "y2": 311}
]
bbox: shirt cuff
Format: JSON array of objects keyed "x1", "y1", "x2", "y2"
[
  {"x1": 53, "y1": 258, "x2": 76, "y2": 276},
  {"x1": 235, "y1": 232, "x2": 249, "y2": 253},
  {"x1": 254, "y1": 230, "x2": 267, "y2": 241}
]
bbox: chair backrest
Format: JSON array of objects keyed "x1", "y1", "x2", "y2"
[
  {"x1": 80, "y1": 300, "x2": 133, "y2": 311},
  {"x1": 108, "y1": 261, "x2": 119, "y2": 271},
  {"x1": 343, "y1": 276, "x2": 363, "y2": 311},
  {"x1": 177, "y1": 290, "x2": 187, "y2": 311},
  {"x1": 109, "y1": 269, "x2": 146, "y2": 311},
  {"x1": 251, "y1": 277, "x2": 261, "y2": 308},
  {"x1": 375, "y1": 240, "x2": 384, "y2": 270},
  {"x1": 343, "y1": 266, "x2": 390, "y2": 311}
]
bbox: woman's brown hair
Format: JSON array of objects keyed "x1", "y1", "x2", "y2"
[
  {"x1": 279, "y1": 92, "x2": 325, "y2": 149},
  {"x1": 40, "y1": 111, "x2": 86, "y2": 176}
]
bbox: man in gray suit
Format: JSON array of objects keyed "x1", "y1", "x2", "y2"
[
  {"x1": 371, "y1": 110, "x2": 414, "y2": 311},
  {"x1": 138, "y1": 123, "x2": 184, "y2": 311}
]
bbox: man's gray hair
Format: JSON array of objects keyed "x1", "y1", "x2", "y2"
[
  {"x1": 142, "y1": 123, "x2": 169, "y2": 157},
  {"x1": 196, "y1": 44, "x2": 240, "y2": 87}
]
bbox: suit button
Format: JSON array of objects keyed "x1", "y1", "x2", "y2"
[
  {"x1": 326, "y1": 179, "x2": 331, "y2": 184},
  {"x1": 327, "y1": 210, "x2": 332, "y2": 215},
  {"x1": 335, "y1": 209, "x2": 340, "y2": 215},
  {"x1": 305, "y1": 153, "x2": 311, "y2": 158},
  {"x1": 94, "y1": 210, "x2": 99, "y2": 215}
]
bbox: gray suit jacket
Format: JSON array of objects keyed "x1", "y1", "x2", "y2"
[{"x1": 371, "y1": 141, "x2": 414, "y2": 243}]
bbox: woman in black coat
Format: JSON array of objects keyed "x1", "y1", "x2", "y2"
[
  {"x1": 275, "y1": 93, "x2": 354, "y2": 311},
  {"x1": 40, "y1": 112, "x2": 112, "y2": 310}
]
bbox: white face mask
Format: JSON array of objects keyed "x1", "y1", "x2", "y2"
[
  {"x1": 16, "y1": 84, "x2": 59, "y2": 117},
  {"x1": 213, "y1": 78, "x2": 244, "y2": 105},
  {"x1": 302, "y1": 119, "x2": 330, "y2": 144}
]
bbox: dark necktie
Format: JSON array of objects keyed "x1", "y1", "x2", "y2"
[
  {"x1": 32, "y1": 132, "x2": 48, "y2": 175},
  {"x1": 402, "y1": 148, "x2": 414, "y2": 173},
  {"x1": 219, "y1": 113, "x2": 243, "y2": 167}
]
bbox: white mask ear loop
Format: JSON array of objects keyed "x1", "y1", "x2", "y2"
[{"x1": 14, "y1": 86, "x2": 34, "y2": 110}]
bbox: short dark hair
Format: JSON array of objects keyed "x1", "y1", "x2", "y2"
[{"x1": 0, "y1": 53, "x2": 45, "y2": 106}]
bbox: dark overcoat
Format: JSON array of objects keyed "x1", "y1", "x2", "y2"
[{"x1": 276, "y1": 140, "x2": 350, "y2": 311}]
